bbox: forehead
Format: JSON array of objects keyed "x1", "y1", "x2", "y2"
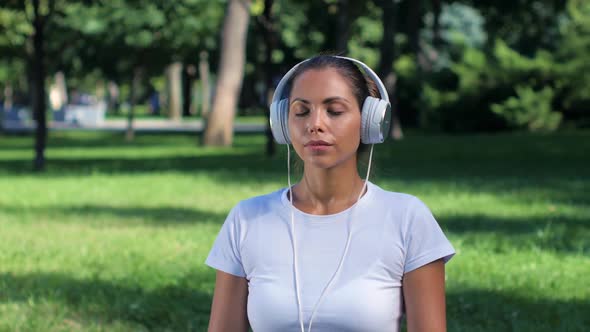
[{"x1": 289, "y1": 68, "x2": 355, "y2": 100}]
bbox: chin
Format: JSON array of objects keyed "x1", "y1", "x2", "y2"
[{"x1": 303, "y1": 155, "x2": 352, "y2": 170}]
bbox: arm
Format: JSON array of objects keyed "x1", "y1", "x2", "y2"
[
  {"x1": 208, "y1": 270, "x2": 250, "y2": 332},
  {"x1": 402, "y1": 259, "x2": 447, "y2": 332}
]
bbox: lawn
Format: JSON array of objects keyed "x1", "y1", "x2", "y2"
[{"x1": 0, "y1": 130, "x2": 588, "y2": 331}]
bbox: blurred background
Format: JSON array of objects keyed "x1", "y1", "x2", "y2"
[{"x1": 0, "y1": 0, "x2": 588, "y2": 331}]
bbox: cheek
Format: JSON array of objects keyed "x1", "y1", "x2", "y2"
[
  {"x1": 333, "y1": 117, "x2": 361, "y2": 142},
  {"x1": 287, "y1": 119, "x2": 299, "y2": 142}
]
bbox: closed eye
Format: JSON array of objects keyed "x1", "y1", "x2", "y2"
[{"x1": 294, "y1": 108, "x2": 310, "y2": 117}]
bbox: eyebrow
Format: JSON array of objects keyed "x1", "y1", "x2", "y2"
[{"x1": 291, "y1": 97, "x2": 350, "y2": 105}]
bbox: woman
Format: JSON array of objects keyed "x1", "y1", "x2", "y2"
[{"x1": 206, "y1": 55, "x2": 455, "y2": 332}]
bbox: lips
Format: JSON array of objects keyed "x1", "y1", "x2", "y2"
[{"x1": 304, "y1": 140, "x2": 332, "y2": 147}]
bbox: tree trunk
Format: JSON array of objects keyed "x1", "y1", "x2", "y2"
[
  {"x1": 107, "y1": 81, "x2": 120, "y2": 114},
  {"x1": 377, "y1": 0, "x2": 403, "y2": 140},
  {"x1": 3, "y1": 83, "x2": 13, "y2": 111},
  {"x1": 407, "y1": 0, "x2": 422, "y2": 58},
  {"x1": 167, "y1": 62, "x2": 183, "y2": 121},
  {"x1": 199, "y1": 51, "x2": 211, "y2": 119},
  {"x1": 262, "y1": 0, "x2": 276, "y2": 156},
  {"x1": 198, "y1": 51, "x2": 211, "y2": 146},
  {"x1": 182, "y1": 65, "x2": 195, "y2": 117},
  {"x1": 32, "y1": 0, "x2": 47, "y2": 172},
  {"x1": 432, "y1": 0, "x2": 442, "y2": 49},
  {"x1": 95, "y1": 79, "x2": 105, "y2": 103},
  {"x1": 203, "y1": 0, "x2": 251, "y2": 146},
  {"x1": 336, "y1": 0, "x2": 351, "y2": 54},
  {"x1": 126, "y1": 67, "x2": 142, "y2": 141}
]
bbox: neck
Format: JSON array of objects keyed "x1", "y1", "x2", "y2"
[{"x1": 292, "y1": 158, "x2": 366, "y2": 215}]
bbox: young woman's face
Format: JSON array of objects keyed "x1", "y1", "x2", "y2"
[{"x1": 288, "y1": 68, "x2": 362, "y2": 170}]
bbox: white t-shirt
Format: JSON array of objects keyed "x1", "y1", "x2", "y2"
[{"x1": 206, "y1": 181, "x2": 455, "y2": 332}]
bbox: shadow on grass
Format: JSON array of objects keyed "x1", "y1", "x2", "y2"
[
  {"x1": 1, "y1": 271, "x2": 588, "y2": 332},
  {"x1": 447, "y1": 288, "x2": 590, "y2": 332},
  {"x1": 1, "y1": 131, "x2": 588, "y2": 177},
  {"x1": 0, "y1": 131, "x2": 263, "y2": 150},
  {"x1": 0, "y1": 204, "x2": 228, "y2": 225},
  {"x1": 1, "y1": 131, "x2": 589, "y2": 184},
  {"x1": 439, "y1": 214, "x2": 589, "y2": 254},
  {"x1": 0, "y1": 271, "x2": 212, "y2": 331},
  {"x1": 0, "y1": 155, "x2": 287, "y2": 178}
]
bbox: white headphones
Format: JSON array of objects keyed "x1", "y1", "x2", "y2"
[{"x1": 269, "y1": 55, "x2": 392, "y2": 145}]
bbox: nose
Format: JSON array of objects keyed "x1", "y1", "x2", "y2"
[{"x1": 307, "y1": 109, "x2": 325, "y2": 134}]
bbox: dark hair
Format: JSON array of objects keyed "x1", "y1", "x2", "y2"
[{"x1": 285, "y1": 55, "x2": 380, "y2": 109}]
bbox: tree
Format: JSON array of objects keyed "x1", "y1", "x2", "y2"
[
  {"x1": 198, "y1": 51, "x2": 211, "y2": 120},
  {"x1": 203, "y1": 0, "x2": 252, "y2": 146},
  {"x1": 167, "y1": 62, "x2": 183, "y2": 121},
  {"x1": 15, "y1": 0, "x2": 225, "y2": 143},
  {"x1": 375, "y1": 0, "x2": 403, "y2": 139},
  {"x1": 254, "y1": 0, "x2": 279, "y2": 155},
  {"x1": 0, "y1": 0, "x2": 59, "y2": 171}
]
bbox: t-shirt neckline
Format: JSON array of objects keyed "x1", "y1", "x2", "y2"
[{"x1": 280, "y1": 181, "x2": 374, "y2": 220}]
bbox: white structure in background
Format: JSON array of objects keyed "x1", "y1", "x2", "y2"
[
  {"x1": 49, "y1": 72, "x2": 68, "y2": 111},
  {"x1": 63, "y1": 100, "x2": 106, "y2": 126}
]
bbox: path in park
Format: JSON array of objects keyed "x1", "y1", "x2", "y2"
[{"x1": 2, "y1": 119, "x2": 267, "y2": 134}]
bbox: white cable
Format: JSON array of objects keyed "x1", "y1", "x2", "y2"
[
  {"x1": 306, "y1": 144, "x2": 373, "y2": 331},
  {"x1": 287, "y1": 144, "x2": 305, "y2": 332},
  {"x1": 288, "y1": 144, "x2": 375, "y2": 332}
]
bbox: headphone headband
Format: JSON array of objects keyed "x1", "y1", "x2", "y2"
[{"x1": 271, "y1": 56, "x2": 390, "y2": 105}]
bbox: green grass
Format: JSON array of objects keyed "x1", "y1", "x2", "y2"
[{"x1": 0, "y1": 130, "x2": 588, "y2": 331}]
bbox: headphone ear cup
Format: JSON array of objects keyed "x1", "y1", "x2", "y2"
[
  {"x1": 361, "y1": 96, "x2": 391, "y2": 144},
  {"x1": 270, "y1": 98, "x2": 291, "y2": 144}
]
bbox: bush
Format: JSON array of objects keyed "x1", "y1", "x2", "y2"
[
  {"x1": 491, "y1": 86, "x2": 561, "y2": 131},
  {"x1": 556, "y1": 0, "x2": 590, "y2": 121},
  {"x1": 416, "y1": 40, "x2": 566, "y2": 132},
  {"x1": 413, "y1": 0, "x2": 590, "y2": 132}
]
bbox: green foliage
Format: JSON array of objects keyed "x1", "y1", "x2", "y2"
[
  {"x1": 0, "y1": 8, "x2": 31, "y2": 48},
  {"x1": 413, "y1": 0, "x2": 588, "y2": 132},
  {"x1": 557, "y1": 0, "x2": 590, "y2": 112},
  {"x1": 417, "y1": 39, "x2": 570, "y2": 132},
  {"x1": 0, "y1": 58, "x2": 25, "y2": 85},
  {"x1": 492, "y1": 86, "x2": 561, "y2": 131},
  {"x1": 0, "y1": 0, "x2": 586, "y2": 132},
  {"x1": 0, "y1": 0, "x2": 225, "y2": 97},
  {"x1": 276, "y1": 1, "x2": 327, "y2": 59},
  {"x1": 462, "y1": 0, "x2": 566, "y2": 55},
  {"x1": 422, "y1": 3, "x2": 487, "y2": 69},
  {"x1": 0, "y1": 7, "x2": 30, "y2": 84},
  {"x1": 276, "y1": 0, "x2": 375, "y2": 61},
  {"x1": 347, "y1": 1, "x2": 381, "y2": 67}
]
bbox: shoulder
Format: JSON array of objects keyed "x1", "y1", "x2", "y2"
[
  {"x1": 233, "y1": 187, "x2": 286, "y2": 220},
  {"x1": 368, "y1": 182, "x2": 426, "y2": 211},
  {"x1": 366, "y1": 182, "x2": 436, "y2": 228}
]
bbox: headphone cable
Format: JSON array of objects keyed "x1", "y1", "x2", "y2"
[{"x1": 288, "y1": 144, "x2": 375, "y2": 332}]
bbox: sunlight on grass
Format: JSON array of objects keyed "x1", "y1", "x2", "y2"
[{"x1": 0, "y1": 130, "x2": 588, "y2": 331}]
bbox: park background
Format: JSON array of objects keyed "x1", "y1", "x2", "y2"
[{"x1": 0, "y1": 0, "x2": 589, "y2": 331}]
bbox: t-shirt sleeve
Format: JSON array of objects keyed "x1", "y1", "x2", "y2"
[
  {"x1": 205, "y1": 203, "x2": 247, "y2": 278},
  {"x1": 403, "y1": 197, "x2": 455, "y2": 274}
]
